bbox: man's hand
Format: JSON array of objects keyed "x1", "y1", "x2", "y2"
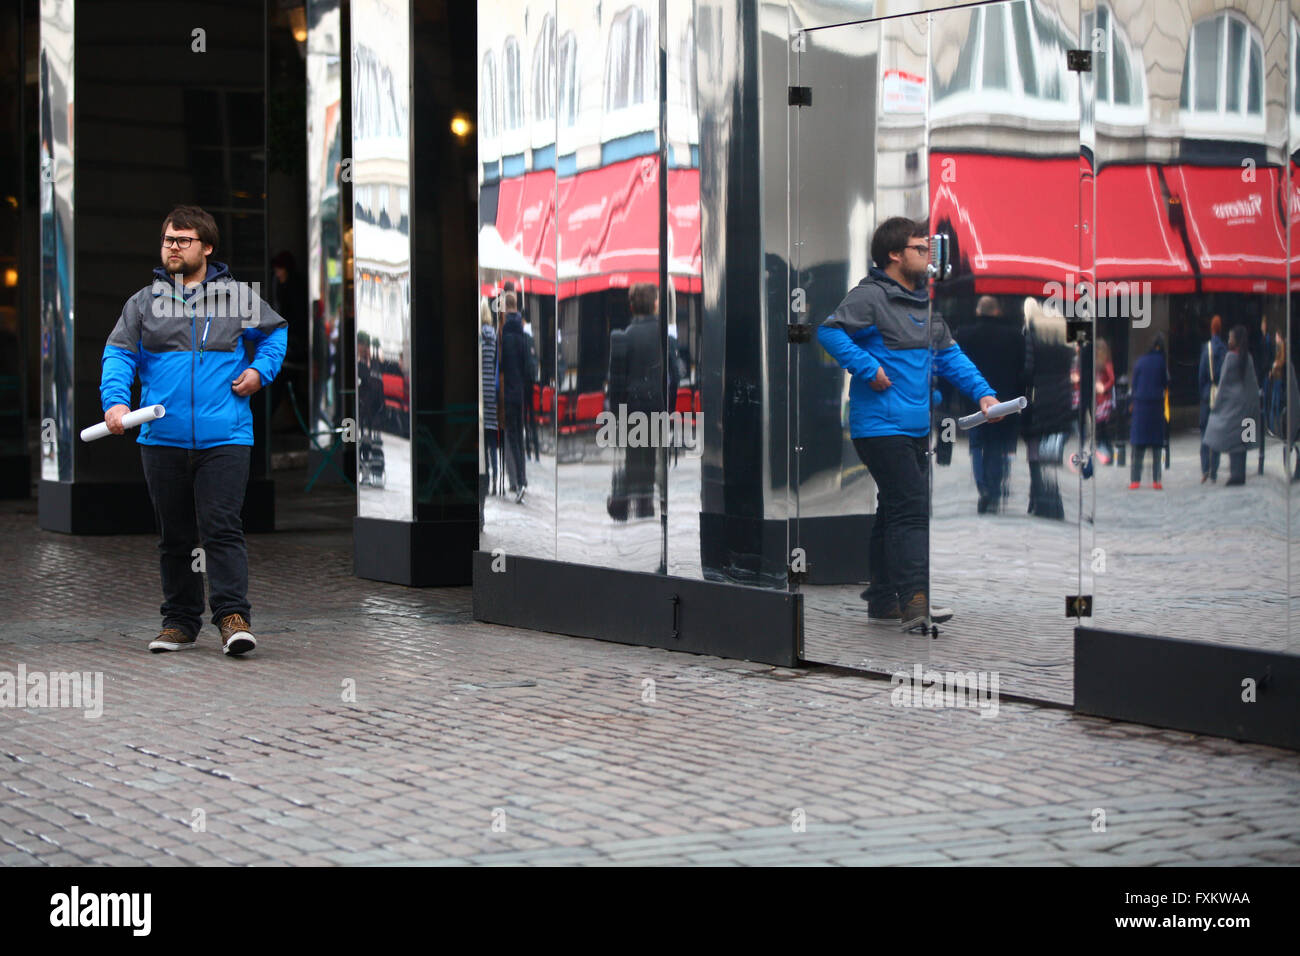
[
  {"x1": 870, "y1": 366, "x2": 892, "y2": 392},
  {"x1": 979, "y1": 394, "x2": 1003, "y2": 422},
  {"x1": 231, "y1": 369, "x2": 262, "y2": 397},
  {"x1": 104, "y1": 404, "x2": 129, "y2": 435}
]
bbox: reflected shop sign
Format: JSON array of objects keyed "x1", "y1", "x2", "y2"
[{"x1": 882, "y1": 69, "x2": 925, "y2": 113}]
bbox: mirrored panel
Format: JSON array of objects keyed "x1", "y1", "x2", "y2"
[
  {"x1": 307, "y1": 0, "x2": 352, "y2": 471},
  {"x1": 479, "y1": 0, "x2": 558, "y2": 559},
  {"x1": 792, "y1": 14, "x2": 937, "y2": 675},
  {"x1": 1291, "y1": 0, "x2": 1300, "y2": 655},
  {"x1": 39, "y1": 0, "x2": 75, "y2": 483},
  {"x1": 351, "y1": 0, "x2": 413, "y2": 520},
  {"x1": 665, "y1": 0, "x2": 705, "y2": 578},
  {"x1": 1090, "y1": 0, "x2": 1290, "y2": 654},
  {"x1": 555, "y1": 0, "x2": 666, "y2": 572}
]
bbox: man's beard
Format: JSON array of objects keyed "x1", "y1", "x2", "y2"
[{"x1": 903, "y1": 262, "x2": 929, "y2": 287}]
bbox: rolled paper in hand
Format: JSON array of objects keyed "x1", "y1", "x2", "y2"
[
  {"x1": 958, "y1": 396, "x2": 1028, "y2": 430},
  {"x1": 80, "y1": 404, "x2": 166, "y2": 442}
]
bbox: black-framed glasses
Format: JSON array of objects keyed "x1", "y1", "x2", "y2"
[
  {"x1": 161, "y1": 235, "x2": 197, "y2": 249},
  {"x1": 904, "y1": 243, "x2": 929, "y2": 254}
]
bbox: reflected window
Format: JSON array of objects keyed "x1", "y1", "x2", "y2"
[
  {"x1": 1083, "y1": 4, "x2": 1146, "y2": 115},
  {"x1": 559, "y1": 31, "x2": 578, "y2": 127},
  {"x1": 503, "y1": 36, "x2": 523, "y2": 131},
  {"x1": 1179, "y1": 11, "x2": 1263, "y2": 122},
  {"x1": 533, "y1": 14, "x2": 556, "y2": 123},
  {"x1": 481, "y1": 51, "x2": 499, "y2": 139},
  {"x1": 933, "y1": 0, "x2": 1072, "y2": 107},
  {"x1": 605, "y1": 6, "x2": 653, "y2": 111}
]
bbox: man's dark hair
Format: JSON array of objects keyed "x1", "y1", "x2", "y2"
[
  {"x1": 503, "y1": 291, "x2": 518, "y2": 312},
  {"x1": 629, "y1": 282, "x2": 658, "y2": 315},
  {"x1": 502, "y1": 279, "x2": 517, "y2": 293},
  {"x1": 161, "y1": 205, "x2": 219, "y2": 250},
  {"x1": 870, "y1": 216, "x2": 927, "y2": 270}
]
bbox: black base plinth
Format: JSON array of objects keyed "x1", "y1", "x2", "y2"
[
  {"x1": 354, "y1": 515, "x2": 477, "y2": 586},
  {"x1": 699, "y1": 512, "x2": 872, "y2": 586},
  {"x1": 38, "y1": 476, "x2": 275, "y2": 534},
  {"x1": 473, "y1": 552, "x2": 801, "y2": 666},
  {"x1": 1075, "y1": 627, "x2": 1300, "y2": 751}
]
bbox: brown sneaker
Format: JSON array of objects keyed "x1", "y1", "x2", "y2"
[
  {"x1": 149, "y1": 627, "x2": 197, "y2": 653},
  {"x1": 867, "y1": 599, "x2": 902, "y2": 621},
  {"x1": 218, "y1": 614, "x2": 257, "y2": 656},
  {"x1": 901, "y1": 592, "x2": 954, "y2": 631}
]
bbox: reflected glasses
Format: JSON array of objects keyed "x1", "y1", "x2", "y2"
[{"x1": 161, "y1": 235, "x2": 198, "y2": 249}]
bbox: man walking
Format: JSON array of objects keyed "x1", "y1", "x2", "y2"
[
  {"x1": 101, "y1": 205, "x2": 287, "y2": 656},
  {"x1": 498, "y1": 291, "x2": 530, "y2": 502},
  {"x1": 817, "y1": 217, "x2": 1001, "y2": 631}
]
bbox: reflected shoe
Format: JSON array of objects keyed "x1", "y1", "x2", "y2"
[
  {"x1": 867, "y1": 599, "x2": 901, "y2": 621},
  {"x1": 635, "y1": 497, "x2": 655, "y2": 518},
  {"x1": 219, "y1": 614, "x2": 256, "y2": 657},
  {"x1": 515, "y1": 486, "x2": 526, "y2": 504},
  {"x1": 1128, "y1": 481, "x2": 1140, "y2": 490},
  {"x1": 149, "y1": 627, "x2": 197, "y2": 653},
  {"x1": 1152, "y1": 481, "x2": 1163, "y2": 490},
  {"x1": 900, "y1": 592, "x2": 954, "y2": 631}
]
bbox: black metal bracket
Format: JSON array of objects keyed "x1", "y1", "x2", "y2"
[
  {"x1": 1067, "y1": 49, "x2": 1092, "y2": 72},
  {"x1": 787, "y1": 323, "x2": 812, "y2": 344},
  {"x1": 1066, "y1": 595, "x2": 1094, "y2": 618},
  {"x1": 670, "y1": 594, "x2": 681, "y2": 639},
  {"x1": 788, "y1": 568, "x2": 807, "y2": 588},
  {"x1": 788, "y1": 86, "x2": 812, "y2": 107}
]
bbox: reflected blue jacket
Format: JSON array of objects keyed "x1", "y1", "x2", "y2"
[
  {"x1": 817, "y1": 269, "x2": 994, "y2": 438},
  {"x1": 100, "y1": 261, "x2": 288, "y2": 448}
]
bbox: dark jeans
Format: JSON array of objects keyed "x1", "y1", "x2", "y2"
[
  {"x1": 853, "y1": 434, "x2": 929, "y2": 607},
  {"x1": 483, "y1": 428, "x2": 499, "y2": 490},
  {"x1": 1130, "y1": 444, "x2": 1162, "y2": 483},
  {"x1": 970, "y1": 420, "x2": 1016, "y2": 510},
  {"x1": 1227, "y1": 450, "x2": 1247, "y2": 484},
  {"x1": 503, "y1": 396, "x2": 527, "y2": 490},
  {"x1": 140, "y1": 444, "x2": 252, "y2": 637}
]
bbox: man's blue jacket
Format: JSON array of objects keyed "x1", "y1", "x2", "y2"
[
  {"x1": 100, "y1": 261, "x2": 288, "y2": 448},
  {"x1": 817, "y1": 268, "x2": 993, "y2": 438}
]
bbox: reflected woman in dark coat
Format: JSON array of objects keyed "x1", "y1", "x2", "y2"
[
  {"x1": 1128, "y1": 334, "x2": 1168, "y2": 489},
  {"x1": 1021, "y1": 298, "x2": 1073, "y2": 520},
  {"x1": 1204, "y1": 324, "x2": 1261, "y2": 486}
]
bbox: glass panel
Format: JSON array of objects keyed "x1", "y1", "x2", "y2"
[
  {"x1": 928, "y1": 0, "x2": 1082, "y2": 704},
  {"x1": 1090, "y1": 0, "x2": 1289, "y2": 653},
  {"x1": 555, "y1": 0, "x2": 664, "y2": 573},
  {"x1": 478, "y1": 0, "x2": 557, "y2": 560},
  {"x1": 793, "y1": 15, "x2": 934, "y2": 676},
  {"x1": 1227, "y1": 17, "x2": 1245, "y2": 113}
]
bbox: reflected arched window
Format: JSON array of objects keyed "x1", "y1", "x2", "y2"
[
  {"x1": 605, "y1": 6, "x2": 653, "y2": 111},
  {"x1": 481, "y1": 51, "x2": 499, "y2": 139},
  {"x1": 1083, "y1": 4, "x2": 1145, "y2": 111},
  {"x1": 933, "y1": 0, "x2": 1072, "y2": 105},
  {"x1": 533, "y1": 14, "x2": 556, "y2": 123},
  {"x1": 1179, "y1": 11, "x2": 1263, "y2": 119},
  {"x1": 503, "y1": 36, "x2": 523, "y2": 131},
  {"x1": 559, "y1": 30, "x2": 578, "y2": 127}
]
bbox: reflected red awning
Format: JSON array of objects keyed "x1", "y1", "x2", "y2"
[
  {"x1": 1095, "y1": 164, "x2": 1195, "y2": 293},
  {"x1": 556, "y1": 156, "x2": 702, "y2": 298},
  {"x1": 495, "y1": 170, "x2": 557, "y2": 294},
  {"x1": 1166, "y1": 164, "x2": 1286, "y2": 294},
  {"x1": 929, "y1": 152, "x2": 1084, "y2": 295},
  {"x1": 930, "y1": 153, "x2": 1201, "y2": 295}
]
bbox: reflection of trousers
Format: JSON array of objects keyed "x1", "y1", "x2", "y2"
[
  {"x1": 484, "y1": 429, "x2": 499, "y2": 488},
  {"x1": 1199, "y1": 402, "x2": 1220, "y2": 479},
  {"x1": 1227, "y1": 450, "x2": 1247, "y2": 484},
  {"x1": 1026, "y1": 433, "x2": 1065, "y2": 520},
  {"x1": 140, "y1": 444, "x2": 251, "y2": 638},
  {"x1": 970, "y1": 421, "x2": 1015, "y2": 507},
  {"x1": 525, "y1": 392, "x2": 539, "y2": 460},
  {"x1": 626, "y1": 444, "x2": 656, "y2": 499},
  {"x1": 504, "y1": 399, "x2": 526, "y2": 490},
  {"x1": 853, "y1": 435, "x2": 928, "y2": 606},
  {"x1": 1130, "y1": 444, "x2": 1162, "y2": 483}
]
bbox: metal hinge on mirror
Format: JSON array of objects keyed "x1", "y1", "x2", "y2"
[
  {"x1": 787, "y1": 323, "x2": 812, "y2": 344},
  {"x1": 927, "y1": 233, "x2": 952, "y2": 281},
  {"x1": 1067, "y1": 49, "x2": 1092, "y2": 72},
  {"x1": 788, "y1": 86, "x2": 812, "y2": 107},
  {"x1": 1066, "y1": 595, "x2": 1093, "y2": 618}
]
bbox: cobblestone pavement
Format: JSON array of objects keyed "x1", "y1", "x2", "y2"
[{"x1": 2, "y1": 485, "x2": 1298, "y2": 866}]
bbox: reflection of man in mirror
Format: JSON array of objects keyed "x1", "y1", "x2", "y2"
[
  {"x1": 956, "y1": 295, "x2": 1023, "y2": 513},
  {"x1": 817, "y1": 217, "x2": 1000, "y2": 632},
  {"x1": 498, "y1": 291, "x2": 530, "y2": 503},
  {"x1": 608, "y1": 283, "x2": 679, "y2": 520},
  {"x1": 99, "y1": 205, "x2": 287, "y2": 657}
]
